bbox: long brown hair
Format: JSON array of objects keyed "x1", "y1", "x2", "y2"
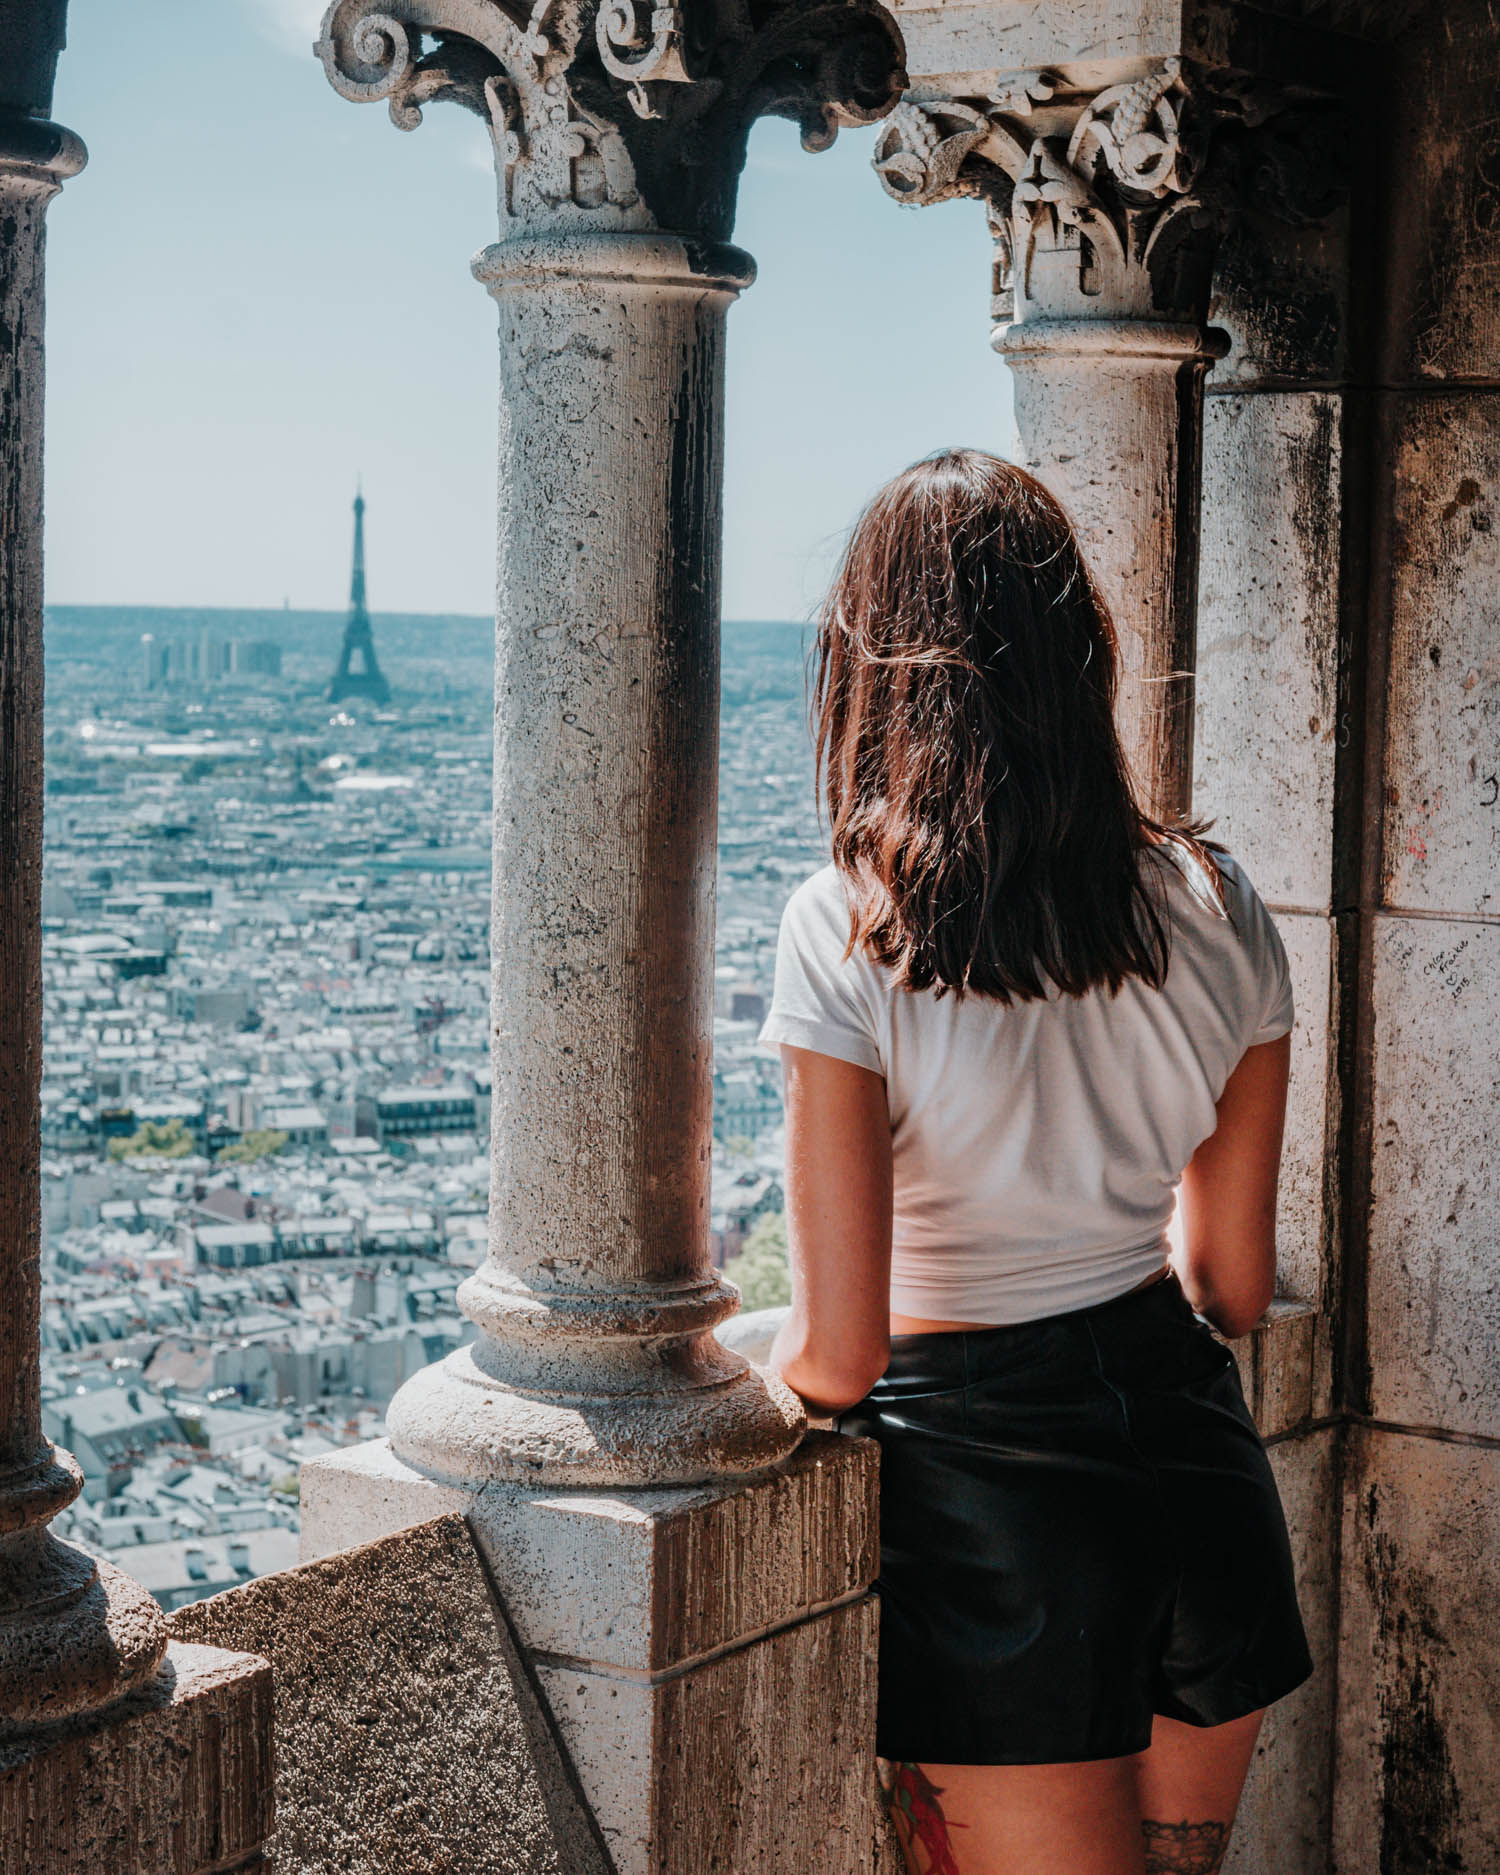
[{"x1": 813, "y1": 449, "x2": 1218, "y2": 1002}]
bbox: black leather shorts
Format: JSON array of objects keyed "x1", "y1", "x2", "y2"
[{"x1": 840, "y1": 1271, "x2": 1313, "y2": 1765}]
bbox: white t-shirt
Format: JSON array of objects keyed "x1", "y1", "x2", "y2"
[{"x1": 758, "y1": 848, "x2": 1294, "y2": 1324}]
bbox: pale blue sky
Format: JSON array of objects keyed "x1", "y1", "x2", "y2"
[{"x1": 47, "y1": 0, "x2": 1015, "y2": 621}]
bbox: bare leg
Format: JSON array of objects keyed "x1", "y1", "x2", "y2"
[
  {"x1": 1134, "y1": 1710, "x2": 1265, "y2": 1874},
  {"x1": 884, "y1": 1757, "x2": 1148, "y2": 1875}
]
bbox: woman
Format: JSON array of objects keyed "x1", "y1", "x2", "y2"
[{"x1": 759, "y1": 450, "x2": 1311, "y2": 1875}]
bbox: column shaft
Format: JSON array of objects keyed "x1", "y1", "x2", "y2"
[
  {"x1": 0, "y1": 133, "x2": 54, "y2": 1490},
  {"x1": 385, "y1": 234, "x2": 804, "y2": 1485},
  {"x1": 315, "y1": 0, "x2": 903, "y2": 1487},
  {"x1": 0, "y1": 114, "x2": 168, "y2": 1732},
  {"x1": 488, "y1": 235, "x2": 734, "y2": 1296},
  {"x1": 872, "y1": 67, "x2": 1227, "y2": 823},
  {"x1": 999, "y1": 322, "x2": 1217, "y2": 823}
]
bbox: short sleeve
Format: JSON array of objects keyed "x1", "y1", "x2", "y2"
[
  {"x1": 758, "y1": 873, "x2": 883, "y2": 1074},
  {"x1": 1239, "y1": 871, "x2": 1295, "y2": 1045}
]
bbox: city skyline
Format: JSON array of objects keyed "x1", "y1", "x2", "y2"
[{"x1": 37, "y1": 587, "x2": 810, "y2": 1608}]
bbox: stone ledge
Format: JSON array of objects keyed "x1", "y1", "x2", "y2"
[
  {"x1": 301, "y1": 1428, "x2": 879, "y2": 1674},
  {"x1": 0, "y1": 1640, "x2": 273, "y2": 1875},
  {"x1": 1228, "y1": 1299, "x2": 1319, "y2": 1440},
  {"x1": 721, "y1": 1300, "x2": 1323, "y2": 1442}
]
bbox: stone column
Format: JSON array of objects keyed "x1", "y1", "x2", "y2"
[
  {"x1": 1001, "y1": 317, "x2": 1220, "y2": 823},
  {"x1": 315, "y1": 0, "x2": 902, "y2": 1489},
  {"x1": 0, "y1": 94, "x2": 169, "y2": 1740},
  {"x1": 308, "y1": 5, "x2": 904, "y2": 1865},
  {"x1": 873, "y1": 65, "x2": 1228, "y2": 819},
  {"x1": 389, "y1": 229, "x2": 802, "y2": 1486},
  {"x1": 0, "y1": 20, "x2": 275, "y2": 1870}
]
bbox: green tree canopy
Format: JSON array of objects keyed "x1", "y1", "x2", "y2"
[
  {"x1": 216, "y1": 1128, "x2": 288, "y2": 1165},
  {"x1": 107, "y1": 1117, "x2": 194, "y2": 1161},
  {"x1": 724, "y1": 1210, "x2": 791, "y2": 1312}
]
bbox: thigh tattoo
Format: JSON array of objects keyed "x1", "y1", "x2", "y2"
[
  {"x1": 877, "y1": 1760, "x2": 968, "y2": 1875},
  {"x1": 1141, "y1": 1819, "x2": 1231, "y2": 1875}
]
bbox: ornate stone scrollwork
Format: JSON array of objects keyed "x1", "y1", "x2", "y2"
[
  {"x1": 594, "y1": 0, "x2": 692, "y2": 116},
  {"x1": 317, "y1": 3, "x2": 640, "y2": 219},
  {"x1": 1067, "y1": 58, "x2": 1200, "y2": 198},
  {"x1": 1012, "y1": 135, "x2": 1127, "y2": 301},
  {"x1": 988, "y1": 69, "x2": 1058, "y2": 119},
  {"x1": 874, "y1": 57, "x2": 1343, "y2": 325},
  {"x1": 873, "y1": 59, "x2": 1228, "y2": 323},
  {"x1": 316, "y1": 0, "x2": 906, "y2": 236},
  {"x1": 871, "y1": 98, "x2": 994, "y2": 205}
]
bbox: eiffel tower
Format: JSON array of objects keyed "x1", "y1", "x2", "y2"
[{"x1": 328, "y1": 486, "x2": 391, "y2": 706}]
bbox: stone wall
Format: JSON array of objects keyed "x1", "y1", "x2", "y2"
[
  {"x1": 1190, "y1": 21, "x2": 1373, "y2": 1868},
  {"x1": 1197, "y1": 6, "x2": 1500, "y2": 1868},
  {"x1": 1330, "y1": 4, "x2": 1500, "y2": 1868},
  {"x1": 169, "y1": 1515, "x2": 607, "y2": 1875}
]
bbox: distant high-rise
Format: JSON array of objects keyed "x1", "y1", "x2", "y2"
[
  {"x1": 140, "y1": 632, "x2": 165, "y2": 690},
  {"x1": 225, "y1": 640, "x2": 282, "y2": 678},
  {"x1": 328, "y1": 487, "x2": 390, "y2": 707}
]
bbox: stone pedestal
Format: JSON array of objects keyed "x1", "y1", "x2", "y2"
[
  {"x1": 300, "y1": 1431, "x2": 882, "y2": 1875},
  {"x1": 171, "y1": 1516, "x2": 608, "y2": 1875},
  {"x1": 0, "y1": 1641, "x2": 274, "y2": 1875}
]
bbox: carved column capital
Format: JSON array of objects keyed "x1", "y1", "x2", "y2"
[
  {"x1": 873, "y1": 58, "x2": 1226, "y2": 326},
  {"x1": 316, "y1": 0, "x2": 906, "y2": 239}
]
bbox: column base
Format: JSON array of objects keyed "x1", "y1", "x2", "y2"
[
  {"x1": 385, "y1": 1335, "x2": 806, "y2": 1488},
  {"x1": 302, "y1": 1430, "x2": 883, "y2": 1875},
  {"x1": 0, "y1": 1524, "x2": 169, "y2": 1731}
]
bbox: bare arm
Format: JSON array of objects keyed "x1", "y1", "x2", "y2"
[
  {"x1": 1174, "y1": 1032, "x2": 1291, "y2": 1338},
  {"x1": 766, "y1": 1044, "x2": 893, "y2": 1415}
]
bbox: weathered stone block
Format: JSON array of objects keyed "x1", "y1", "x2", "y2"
[
  {"x1": 1225, "y1": 1427, "x2": 1338, "y2": 1875},
  {"x1": 1209, "y1": 213, "x2": 1349, "y2": 389},
  {"x1": 540, "y1": 1597, "x2": 879, "y2": 1875},
  {"x1": 1379, "y1": 0, "x2": 1500, "y2": 384},
  {"x1": 1276, "y1": 911, "x2": 1337, "y2": 1314},
  {"x1": 1366, "y1": 912, "x2": 1500, "y2": 1436},
  {"x1": 1332, "y1": 1425, "x2": 1500, "y2": 1875},
  {"x1": 1195, "y1": 392, "x2": 1342, "y2": 912},
  {"x1": 171, "y1": 1514, "x2": 607, "y2": 1875},
  {"x1": 0, "y1": 1640, "x2": 272, "y2": 1875},
  {"x1": 1232, "y1": 1300, "x2": 1317, "y2": 1441},
  {"x1": 893, "y1": 0, "x2": 1192, "y2": 91},
  {"x1": 1381, "y1": 394, "x2": 1500, "y2": 916},
  {"x1": 299, "y1": 1434, "x2": 883, "y2": 1874}
]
